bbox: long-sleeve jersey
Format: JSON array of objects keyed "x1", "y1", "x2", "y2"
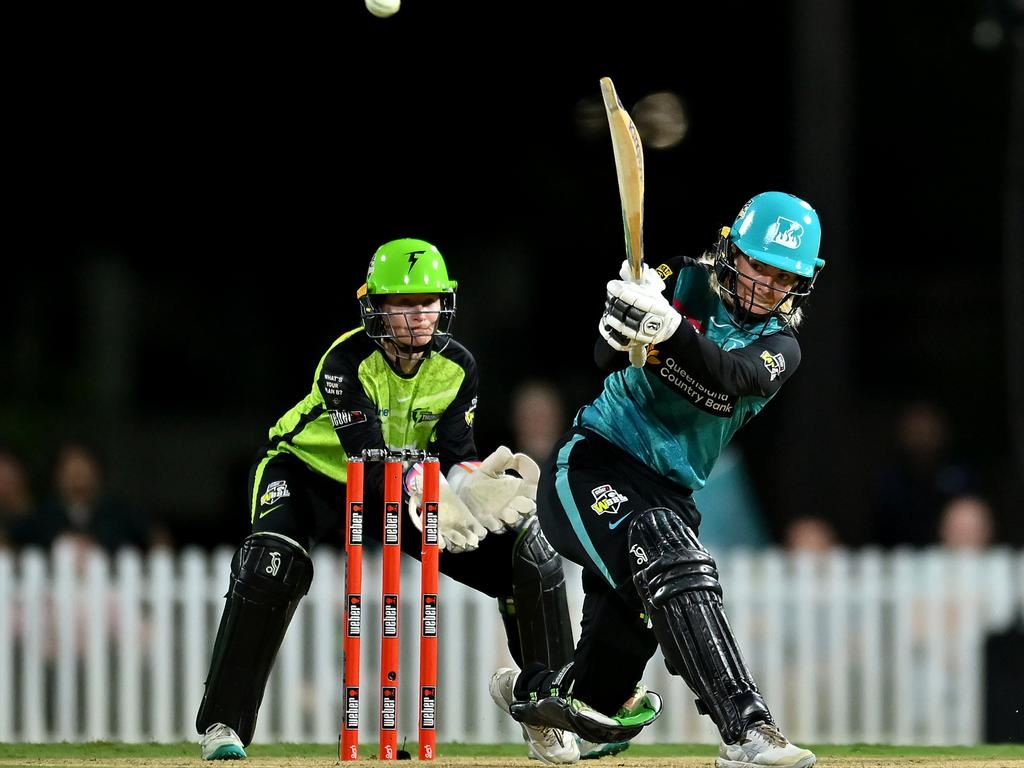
[
  {"x1": 578, "y1": 255, "x2": 801, "y2": 491},
  {"x1": 259, "y1": 327, "x2": 479, "y2": 496}
]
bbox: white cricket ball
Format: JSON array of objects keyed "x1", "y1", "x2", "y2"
[{"x1": 366, "y1": 0, "x2": 400, "y2": 18}]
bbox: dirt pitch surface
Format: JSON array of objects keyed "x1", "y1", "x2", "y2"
[{"x1": 1, "y1": 758, "x2": 1023, "y2": 768}]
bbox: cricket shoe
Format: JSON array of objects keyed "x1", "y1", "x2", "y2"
[
  {"x1": 201, "y1": 722, "x2": 247, "y2": 760},
  {"x1": 717, "y1": 721, "x2": 815, "y2": 768},
  {"x1": 490, "y1": 667, "x2": 580, "y2": 764},
  {"x1": 577, "y1": 738, "x2": 631, "y2": 759}
]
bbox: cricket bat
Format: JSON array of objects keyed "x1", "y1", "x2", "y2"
[{"x1": 600, "y1": 76, "x2": 647, "y2": 368}]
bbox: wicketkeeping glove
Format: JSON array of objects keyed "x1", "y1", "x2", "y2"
[
  {"x1": 406, "y1": 464, "x2": 488, "y2": 553},
  {"x1": 600, "y1": 261, "x2": 681, "y2": 349},
  {"x1": 447, "y1": 446, "x2": 540, "y2": 533}
]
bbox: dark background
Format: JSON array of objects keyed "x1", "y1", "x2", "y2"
[{"x1": 4, "y1": 0, "x2": 1022, "y2": 547}]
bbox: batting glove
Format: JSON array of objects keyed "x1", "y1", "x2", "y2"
[{"x1": 601, "y1": 275, "x2": 681, "y2": 348}]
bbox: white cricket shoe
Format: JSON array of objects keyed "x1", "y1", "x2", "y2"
[
  {"x1": 717, "y1": 721, "x2": 815, "y2": 768},
  {"x1": 489, "y1": 667, "x2": 580, "y2": 765},
  {"x1": 201, "y1": 722, "x2": 247, "y2": 760}
]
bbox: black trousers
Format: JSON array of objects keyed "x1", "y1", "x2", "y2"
[
  {"x1": 537, "y1": 427, "x2": 701, "y2": 715},
  {"x1": 250, "y1": 451, "x2": 517, "y2": 601}
]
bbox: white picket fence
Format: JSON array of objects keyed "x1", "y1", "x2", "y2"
[{"x1": 0, "y1": 543, "x2": 1021, "y2": 746}]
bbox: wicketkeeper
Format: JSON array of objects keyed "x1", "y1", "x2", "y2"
[{"x1": 196, "y1": 239, "x2": 580, "y2": 763}]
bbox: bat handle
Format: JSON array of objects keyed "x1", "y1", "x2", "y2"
[
  {"x1": 628, "y1": 271, "x2": 646, "y2": 368},
  {"x1": 629, "y1": 345, "x2": 645, "y2": 368}
]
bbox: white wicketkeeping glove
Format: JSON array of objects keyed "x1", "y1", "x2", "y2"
[
  {"x1": 405, "y1": 464, "x2": 488, "y2": 553},
  {"x1": 600, "y1": 260, "x2": 681, "y2": 350},
  {"x1": 447, "y1": 446, "x2": 540, "y2": 533}
]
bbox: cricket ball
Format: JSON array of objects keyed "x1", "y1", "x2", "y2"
[{"x1": 365, "y1": 0, "x2": 400, "y2": 18}]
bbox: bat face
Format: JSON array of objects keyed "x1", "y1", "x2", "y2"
[{"x1": 600, "y1": 77, "x2": 645, "y2": 283}]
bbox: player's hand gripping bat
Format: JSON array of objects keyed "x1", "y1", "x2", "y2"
[{"x1": 600, "y1": 76, "x2": 647, "y2": 368}]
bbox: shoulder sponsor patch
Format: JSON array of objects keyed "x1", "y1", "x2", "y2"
[
  {"x1": 330, "y1": 409, "x2": 368, "y2": 428},
  {"x1": 760, "y1": 350, "x2": 786, "y2": 381},
  {"x1": 655, "y1": 263, "x2": 673, "y2": 279}
]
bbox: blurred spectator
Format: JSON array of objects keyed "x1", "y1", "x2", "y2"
[
  {"x1": 783, "y1": 515, "x2": 838, "y2": 553},
  {"x1": 0, "y1": 450, "x2": 36, "y2": 548},
  {"x1": 938, "y1": 494, "x2": 995, "y2": 551},
  {"x1": 31, "y1": 441, "x2": 170, "y2": 551},
  {"x1": 509, "y1": 380, "x2": 567, "y2": 463},
  {"x1": 869, "y1": 401, "x2": 975, "y2": 547}
]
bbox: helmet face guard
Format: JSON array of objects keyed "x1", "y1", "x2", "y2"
[
  {"x1": 359, "y1": 293, "x2": 456, "y2": 358},
  {"x1": 713, "y1": 192, "x2": 825, "y2": 334},
  {"x1": 357, "y1": 238, "x2": 458, "y2": 358}
]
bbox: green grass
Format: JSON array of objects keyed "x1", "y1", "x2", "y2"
[{"x1": 0, "y1": 742, "x2": 1020, "y2": 759}]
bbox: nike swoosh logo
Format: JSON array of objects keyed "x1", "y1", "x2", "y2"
[
  {"x1": 607, "y1": 511, "x2": 634, "y2": 530},
  {"x1": 259, "y1": 504, "x2": 285, "y2": 519}
]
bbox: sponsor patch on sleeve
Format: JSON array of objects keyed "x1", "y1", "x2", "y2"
[
  {"x1": 330, "y1": 409, "x2": 368, "y2": 428},
  {"x1": 655, "y1": 263, "x2": 673, "y2": 279},
  {"x1": 323, "y1": 373, "x2": 344, "y2": 399},
  {"x1": 760, "y1": 350, "x2": 786, "y2": 381}
]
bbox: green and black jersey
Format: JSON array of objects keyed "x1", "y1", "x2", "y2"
[{"x1": 258, "y1": 327, "x2": 478, "y2": 496}]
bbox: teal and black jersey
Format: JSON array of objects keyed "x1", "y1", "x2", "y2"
[
  {"x1": 255, "y1": 328, "x2": 478, "y2": 512},
  {"x1": 579, "y1": 256, "x2": 800, "y2": 491}
]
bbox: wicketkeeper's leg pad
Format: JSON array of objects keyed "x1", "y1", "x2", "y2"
[
  {"x1": 511, "y1": 516, "x2": 575, "y2": 668},
  {"x1": 196, "y1": 532, "x2": 313, "y2": 745}
]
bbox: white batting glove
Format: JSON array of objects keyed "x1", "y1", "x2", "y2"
[
  {"x1": 406, "y1": 464, "x2": 487, "y2": 553},
  {"x1": 601, "y1": 276, "x2": 681, "y2": 348},
  {"x1": 617, "y1": 259, "x2": 667, "y2": 292},
  {"x1": 447, "y1": 446, "x2": 540, "y2": 533}
]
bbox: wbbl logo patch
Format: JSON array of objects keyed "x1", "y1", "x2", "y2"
[
  {"x1": 383, "y1": 595, "x2": 399, "y2": 637},
  {"x1": 590, "y1": 484, "x2": 629, "y2": 515},
  {"x1": 421, "y1": 594, "x2": 438, "y2": 637},
  {"x1": 760, "y1": 350, "x2": 786, "y2": 381}
]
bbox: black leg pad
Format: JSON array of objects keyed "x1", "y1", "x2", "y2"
[
  {"x1": 511, "y1": 516, "x2": 575, "y2": 667},
  {"x1": 196, "y1": 533, "x2": 314, "y2": 745},
  {"x1": 628, "y1": 508, "x2": 772, "y2": 744}
]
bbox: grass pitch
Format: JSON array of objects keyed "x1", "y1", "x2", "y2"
[{"x1": 0, "y1": 742, "x2": 1020, "y2": 767}]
